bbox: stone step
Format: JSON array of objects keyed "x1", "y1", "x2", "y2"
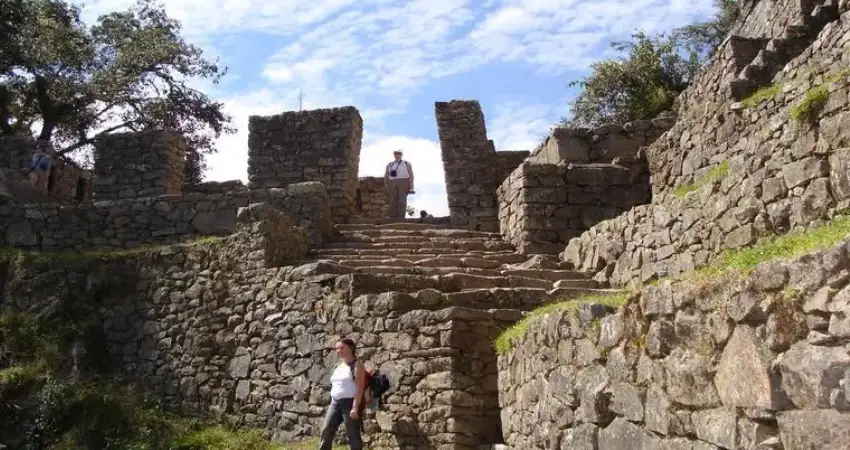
[
  {"x1": 344, "y1": 265, "x2": 595, "y2": 283},
  {"x1": 340, "y1": 272, "x2": 557, "y2": 296},
  {"x1": 322, "y1": 240, "x2": 515, "y2": 252},
  {"x1": 316, "y1": 253, "x2": 532, "y2": 266},
  {"x1": 354, "y1": 286, "x2": 622, "y2": 313},
  {"x1": 345, "y1": 217, "x2": 452, "y2": 226},
  {"x1": 336, "y1": 228, "x2": 502, "y2": 239},
  {"x1": 336, "y1": 222, "x2": 450, "y2": 232},
  {"x1": 313, "y1": 248, "x2": 518, "y2": 258}
]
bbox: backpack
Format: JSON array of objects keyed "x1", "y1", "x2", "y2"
[{"x1": 348, "y1": 360, "x2": 391, "y2": 411}]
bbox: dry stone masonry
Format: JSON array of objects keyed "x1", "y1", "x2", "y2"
[
  {"x1": 1, "y1": 212, "x2": 614, "y2": 449},
  {"x1": 1, "y1": 135, "x2": 93, "y2": 204},
  {"x1": 565, "y1": 1, "x2": 850, "y2": 287},
  {"x1": 4, "y1": 1, "x2": 850, "y2": 448},
  {"x1": 497, "y1": 115, "x2": 676, "y2": 255},
  {"x1": 499, "y1": 239, "x2": 850, "y2": 450},
  {"x1": 355, "y1": 177, "x2": 389, "y2": 220},
  {"x1": 435, "y1": 100, "x2": 529, "y2": 232},
  {"x1": 93, "y1": 131, "x2": 187, "y2": 200},
  {"x1": 527, "y1": 113, "x2": 675, "y2": 165},
  {"x1": 0, "y1": 182, "x2": 332, "y2": 251},
  {"x1": 247, "y1": 107, "x2": 363, "y2": 224}
]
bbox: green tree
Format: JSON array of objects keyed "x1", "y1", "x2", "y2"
[
  {"x1": 674, "y1": 0, "x2": 741, "y2": 58},
  {"x1": 565, "y1": 32, "x2": 700, "y2": 127},
  {"x1": 0, "y1": 0, "x2": 234, "y2": 184},
  {"x1": 563, "y1": 1, "x2": 741, "y2": 128}
]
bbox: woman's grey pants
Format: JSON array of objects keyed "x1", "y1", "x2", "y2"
[{"x1": 319, "y1": 397, "x2": 362, "y2": 450}]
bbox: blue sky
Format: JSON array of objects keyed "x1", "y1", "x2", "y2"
[{"x1": 81, "y1": 0, "x2": 718, "y2": 216}]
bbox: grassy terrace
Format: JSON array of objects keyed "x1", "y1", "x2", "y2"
[{"x1": 494, "y1": 214, "x2": 850, "y2": 355}]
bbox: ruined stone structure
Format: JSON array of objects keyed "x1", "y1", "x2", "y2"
[
  {"x1": 3, "y1": 1, "x2": 850, "y2": 448},
  {"x1": 435, "y1": 100, "x2": 530, "y2": 232},
  {"x1": 565, "y1": 0, "x2": 850, "y2": 287},
  {"x1": 93, "y1": 130, "x2": 187, "y2": 200},
  {"x1": 355, "y1": 176, "x2": 389, "y2": 220},
  {"x1": 247, "y1": 107, "x2": 363, "y2": 224},
  {"x1": 497, "y1": 116, "x2": 675, "y2": 254},
  {"x1": 1, "y1": 135, "x2": 93, "y2": 204}
]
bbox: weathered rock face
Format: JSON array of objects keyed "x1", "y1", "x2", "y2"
[
  {"x1": 499, "y1": 239, "x2": 850, "y2": 450},
  {"x1": 93, "y1": 131, "x2": 186, "y2": 201},
  {"x1": 355, "y1": 177, "x2": 389, "y2": 220},
  {"x1": 565, "y1": 6, "x2": 850, "y2": 286},
  {"x1": 435, "y1": 100, "x2": 530, "y2": 232},
  {"x1": 1, "y1": 135, "x2": 93, "y2": 204},
  {"x1": 247, "y1": 106, "x2": 362, "y2": 225},
  {"x1": 0, "y1": 182, "x2": 332, "y2": 251},
  {"x1": 498, "y1": 159, "x2": 651, "y2": 255}
]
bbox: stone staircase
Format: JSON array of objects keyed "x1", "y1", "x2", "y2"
[
  {"x1": 294, "y1": 219, "x2": 621, "y2": 448},
  {"x1": 730, "y1": 0, "x2": 840, "y2": 100},
  {"x1": 302, "y1": 219, "x2": 618, "y2": 306}
]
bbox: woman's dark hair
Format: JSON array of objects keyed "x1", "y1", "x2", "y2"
[{"x1": 339, "y1": 337, "x2": 357, "y2": 355}]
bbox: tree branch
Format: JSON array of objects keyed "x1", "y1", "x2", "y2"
[{"x1": 56, "y1": 119, "x2": 139, "y2": 155}]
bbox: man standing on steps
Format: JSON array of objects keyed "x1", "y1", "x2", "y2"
[{"x1": 384, "y1": 149, "x2": 414, "y2": 219}]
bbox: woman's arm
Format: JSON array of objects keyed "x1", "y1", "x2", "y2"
[{"x1": 351, "y1": 362, "x2": 368, "y2": 416}]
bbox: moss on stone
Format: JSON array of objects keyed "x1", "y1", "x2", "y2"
[
  {"x1": 672, "y1": 161, "x2": 730, "y2": 198},
  {"x1": 493, "y1": 291, "x2": 632, "y2": 355},
  {"x1": 741, "y1": 83, "x2": 782, "y2": 108}
]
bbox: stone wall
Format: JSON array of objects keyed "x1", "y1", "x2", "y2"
[
  {"x1": 186, "y1": 180, "x2": 248, "y2": 195},
  {"x1": 498, "y1": 159, "x2": 651, "y2": 255},
  {"x1": 1, "y1": 210, "x2": 522, "y2": 449},
  {"x1": 565, "y1": 6, "x2": 850, "y2": 287},
  {"x1": 0, "y1": 182, "x2": 332, "y2": 251},
  {"x1": 528, "y1": 114, "x2": 675, "y2": 165},
  {"x1": 247, "y1": 107, "x2": 363, "y2": 225},
  {"x1": 499, "y1": 239, "x2": 850, "y2": 450},
  {"x1": 355, "y1": 177, "x2": 389, "y2": 219},
  {"x1": 0, "y1": 135, "x2": 93, "y2": 204},
  {"x1": 435, "y1": 100, "x2": 530, "y2": 232},
  {"x1": 93, "y1": 131, "x2": 186, "y2": 200}
]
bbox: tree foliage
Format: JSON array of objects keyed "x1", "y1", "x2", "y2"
[
  {"x1": 0, "y1": 0, "x2": 234, "y2": 184},
  {"x1": 564, "y1": 0, "x2": 741, "y2": 128}
]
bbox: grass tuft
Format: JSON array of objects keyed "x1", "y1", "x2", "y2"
[
  {"x1": 493, "y1": 291, "x2": 632, "y2": 355},
  {"x1": 741, "y1": 84, "x2": 782, "y2": 108},
  {"x1": 701, "y1": 214, "x2": 850, "y2": 277},
  {"x1": 673, "y1": 161, "x2": 730, "y2": 198},
  {"x1": 789, "y1": 84, "x2": 829, "y2": 122}
]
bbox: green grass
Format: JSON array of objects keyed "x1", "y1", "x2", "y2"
[
  {"x1": 494, "y1": 214, "x2": 850, "y2": 357},
  {"x1": 0, "y1": 236, "x2": 225, "y2": 264},
  {"x1": 789, "y1": 84, "x2": 829, "y2": 122},
  {"x1": 172, "y1": 426, "x2": 286, "y2": 450},
  {"x1": 493, "y1": 291, "x2": 632, "y2": 355},
  {"x1": 672, "y1": 161, "x2": 730, "y2": 198},
  {"x1": 698, "y1": 214, "x2": 850, "y2": 277},
  {"x1": 741, "y1": 83, "x2": 782, "y2": 108}
]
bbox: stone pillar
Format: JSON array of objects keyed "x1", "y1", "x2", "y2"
[
  {"x1": 92, "y1": 131, "x2": 186, "y2": 200},
  {"x1": 247, "y1": 106, "x2": 363, "y2": 225},
  {"x1": 435, "y1": 100, "x2": 502, "y2": 232}
]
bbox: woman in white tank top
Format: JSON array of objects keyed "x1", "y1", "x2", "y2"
[{"x1": 318, "y1": 338, "x2": 366, "y2": 450}]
